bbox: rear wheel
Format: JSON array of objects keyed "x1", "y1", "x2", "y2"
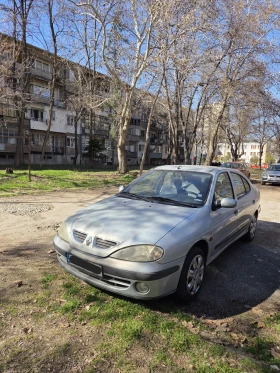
[
  {"x1": 243, "y1": 214, "x2": 257, "y2": 242},
  {"x1": 176, "y1": 246, "x2": 205, "y2": 302}
]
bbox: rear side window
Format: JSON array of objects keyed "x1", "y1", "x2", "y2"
[
  {"x1": 231, "y1": 173, "x2": 250, "y2": 198},
  {"x1": 243, "y1": 177, "x2": 251, "y2": 193},
  {"x1": 214, "y1": 172, "x2": 234, "y2": 200}
]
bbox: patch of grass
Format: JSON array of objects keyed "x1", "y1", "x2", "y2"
[
  {"x1": 246, "y1": 336, "x2": 277, "y2": 364},
  {"x1": 266, "y1": 312, "x2": 280, "y2": 333},
  {"x1": 0, "y1": 167, "x2": 139, "y2": 197},
  {"x1": 59, "y1": 299, "x2": 80, "y2": 314},
  {"x1": 150, "y1": 348, "x2": 174, "y2": 370},
  {"x1": 41, "y1": 273, "x2": 56, "y2": 285},
  {"x1": 36, "y1": 290, "x2": 52, "y2": 306},
  {"x1": 250, "y1": 167, "x2": 264, "y2": 180}
]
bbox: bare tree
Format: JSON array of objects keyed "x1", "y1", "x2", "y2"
[
  {"x1": 204, "y1": 0, "x2": 275, "y2": 165},
  {"x1": 70, "y1": 0, "x2": 164, "y2": 173},
  {"x1": 0, "y1": 0, "x2": 35, "y2": 166}
]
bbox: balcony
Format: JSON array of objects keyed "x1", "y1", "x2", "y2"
[
  {"x1": 52, "y1": 146, "x2": 65, "y2": 155},
  {"x1": 126, "y1": 151, "x2": 137, "y2": 158},
  {"x1": 54, "y1": 99, "x2": 64, "y2": 108},
  {"x1": 150, "y1": 137, "x2": 162, "y2": 144},
  {"x1": 30, "y1": 67, "x2": 52, "y2": 81},
  {"x1": 150, "y1": 152, "x2": 162, "y2": 159},
  {"x1": 92, "y1": 129, "x2": 109, "y2": 138},
  {"x1": 31, "y1": 93, "x2": 50, "y2": 105},
  {"x1": 127, "y1": 134, "x2": 139, "y2": 141}
]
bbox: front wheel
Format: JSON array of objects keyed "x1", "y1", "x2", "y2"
[
  {"x1": 176, "y1": 246, "x2": 205, "y2": 302},
  {"x1": 261, "y1": 181, "x2": 266, "y2": 185},
  {"x1": 243, "y1": 214, "x2": 257, "y2": 242}
]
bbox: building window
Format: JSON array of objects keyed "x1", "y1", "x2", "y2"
[
  {"x1": 141, "y1": 130, "x2": 145, "y2": 137},
  {"x1": 128, "y1": 128, "x2": 140, "y2": 136},
  {"x1": 67, "y1": 115, "x2": 75, "y2": 126},
  {"x1": 130, "y1": 118, "x2": 141, "y2": 126},
  {"x1": 139, "y1": 144, "x2": 144, "y2": 151},
  {"x1": 155, "y1": 146, "x2": 162, "y2": 153},
  {"x1": 66, "y1": 69, "x2": 75, "y2": 82},
  {"x1": 30, "y1": 109, "x2": 44, "y2": 122},
  {"x1": 33, "y1": 59, "x2": 52, "y2": 73},
  {"x1": 31, "y1": 84, "x2": 50, "y2": 98},
  {"x1": 67, "y1": 136, "x2": 75, "y2": 148},
  {"x1": 31, "y1": 133, "x2": 49, "y2": 146},
  {"x1": 52, "y1": 111, "x2": 55, "y2": 121},
  {"x1": 0, "y1": 127, "x2": 17, "y2": 144},
  {"x1": 251, "y1": 145, "x2": 256, "y2": 149}
]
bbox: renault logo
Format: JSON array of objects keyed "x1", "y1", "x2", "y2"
[{"x1": 85, "y1": 236, "x2": 93, "y2": 246}]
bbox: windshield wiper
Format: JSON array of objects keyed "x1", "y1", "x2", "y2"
[
  {"x1": 117, "y1": 191, "x2": 150, "y2": 202},
  {"x1": 146, "y1": 196, "x2": 198, "y2": 208}
]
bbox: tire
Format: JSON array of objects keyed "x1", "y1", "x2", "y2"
[
  {"x1": 243, "y1": 214, "x2": 257, "y2": 242},
  {"x1": 176, "y1": 246, "x2": 205, "y2": 302},
  {"x1": 261, "y1": 181, "x2": 265, "y2": 185}
]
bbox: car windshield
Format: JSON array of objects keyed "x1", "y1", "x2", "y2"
[
  {"x1": 223, "y1": 162, "x2": 240, "y2": 169},
  {"x1": 118, "y1": 170, "x2": 212, "y2": 207},
  {"x1": 268, "y1": 165, "x2": 280, "y2": 171}
]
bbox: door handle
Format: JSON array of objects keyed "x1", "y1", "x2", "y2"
[
  {"x1": 252, "y1": 200, "x2": 255, "y2": 204},
  {"x1": 234, "y1": 210, "x2": 238, "y2": 215}
]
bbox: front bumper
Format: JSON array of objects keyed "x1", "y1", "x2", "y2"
[
  {"x1": 53, "y1": 234, "x2": 183, "y2": 300},
  {"x1": 262, "y1": 175, "x2": 280, "y2": 184}
]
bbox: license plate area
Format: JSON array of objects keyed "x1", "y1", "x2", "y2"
[{"x1": 66, "y1": 253, "x2": 103, "y2": 278}]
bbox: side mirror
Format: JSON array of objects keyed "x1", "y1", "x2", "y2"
[
  {"x1": 213, "y1": 198, "x2": 237, "y2": 209},
  {"x1": 118, "y1": 185, "x2": 125, "y2": 192}
]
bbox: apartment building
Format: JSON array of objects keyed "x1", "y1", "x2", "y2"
[
  {"x1": 216, "y1": 142, "x2": 268, "y2": 165},
  {"x1": 1, "y1": 34, "x2": 171, "y2": 167}
]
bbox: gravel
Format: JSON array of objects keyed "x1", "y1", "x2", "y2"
[{"x1": 0, "y1": 203, "x2": 53, "y2": 216}]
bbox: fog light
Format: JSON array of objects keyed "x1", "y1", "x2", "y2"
[{"x1": 135, "y1": 282, "x2": 149, "y2": 294}]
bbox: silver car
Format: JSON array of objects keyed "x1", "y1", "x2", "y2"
[
  {"x1": 261, "y1": 164, "x2": 280, "y2": 185},
  {"x1": 53, "y1": 165, "x2": 260, "y2": 302}
]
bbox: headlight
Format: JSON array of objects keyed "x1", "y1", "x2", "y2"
[
  {"x1": 58, "y1": 222, "x2": 70, "y2": 242},
  {"x1": 262, "y1": 173, "x2": 267, "y2": 178},
  {"x1": 110, "y1": 245, "x2": 164, "y2": 262}
]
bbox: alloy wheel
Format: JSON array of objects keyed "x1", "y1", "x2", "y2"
[{"x1": 186, "y1": 255, "x2": 204, "y2": 295}]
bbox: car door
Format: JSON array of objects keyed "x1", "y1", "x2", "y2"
[
  {"x1": 229, "y1": 172, "x2": 254, "y2": 236},
  {"x1": 209, "y1": 172, "x2": 239, "y2": 260}
]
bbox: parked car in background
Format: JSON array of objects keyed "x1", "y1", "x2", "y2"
[
  {"x1": 221, "y1": 162, "x2": 250, "y2": 179},
  {"x1": 261, "y1": 164, "x2": 280, "y2": 185},
  {"x1": 54, "y1": 165, "x2": 260, "y2": 302}
]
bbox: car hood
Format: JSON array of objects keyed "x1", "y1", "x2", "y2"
[
  {"x1": 265, "y1": 171, "x2": 280, "y2": 176},
  {"x1": 64, "y1": 195, "x2": 198, "y2": 257}
]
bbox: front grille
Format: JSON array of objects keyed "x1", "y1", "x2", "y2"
[
  {"x1": 102, "y1": 275, "x2": 131, "y2": 288},
  {"x1": 95, "y1": 237, "x2": 117, "y2": 249},
  {"x1": 73, "y1": 229, "x2": 87, "y2": 243}
]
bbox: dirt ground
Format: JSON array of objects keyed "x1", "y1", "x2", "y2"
[
  {"x1": 0, "y1": 184, "x2": 280, "y2": 372},
  {"x1": 1, "y1": 183, "x2": 280, "y2": 315}
]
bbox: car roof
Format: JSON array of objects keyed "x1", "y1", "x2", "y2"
[{"x1": 152, "y1": 165, "x2": 221, "y2": 174}]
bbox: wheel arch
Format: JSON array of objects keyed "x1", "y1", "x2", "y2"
[{"x1": 191, "y1": 240, "x2": 209, "y2": 262}]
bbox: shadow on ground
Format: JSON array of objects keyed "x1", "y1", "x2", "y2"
[{"x1": 148, "y1": 219, "x2": 280, "y2": 319}]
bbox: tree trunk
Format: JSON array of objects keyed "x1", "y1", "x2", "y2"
[
  {"x1": 117, "y1": 91, "x2": 132, "y2": 173},
  {"x1": 205, "y1": 96, "x2": 229, "y2": 165},
  {"x1": 117, "y1": 117, "x2": 130, "y2": 173},
  {"x1": 40, "y1": 0, "x2": 57, "y2": 168},
  {"x1": 259, "y1": 145, "x2": 264, "y2": 169},
  {"x1": 73, "y1": 116, "x2": 79, "y2": 165}
]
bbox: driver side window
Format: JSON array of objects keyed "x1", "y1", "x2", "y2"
[{"x1": 214, "y1": 173, "x2": 234, "y2": 200}]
